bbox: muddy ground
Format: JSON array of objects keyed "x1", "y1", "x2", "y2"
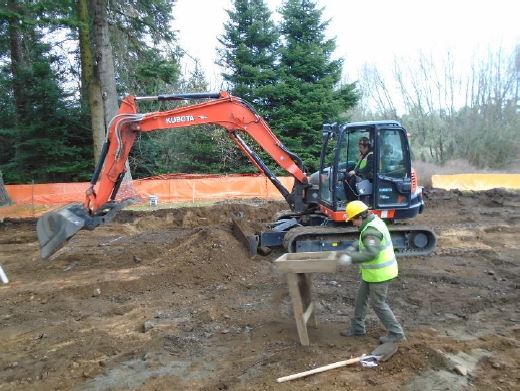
[{"x1": 0, "y1": 189, "x2": 519, "y2": 391}]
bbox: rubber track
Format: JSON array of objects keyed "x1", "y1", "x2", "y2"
[{"x1": 283, "y1": 225, "x2": 437, "y2": 257}]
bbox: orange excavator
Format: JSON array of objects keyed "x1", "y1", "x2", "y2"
[{"x1": 37, "y1": 91, "x2": 436, "y2": 259}]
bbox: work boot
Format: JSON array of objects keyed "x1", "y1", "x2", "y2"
[
  {"x1": 379, "y1": 333, "x2": 406, "y2": 344},
  {"x1": 340, "y1": 329, "x2": 366, "y2": 337}
]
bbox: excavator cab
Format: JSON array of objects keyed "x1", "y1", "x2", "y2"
[
  {"x1": 268, "y1": 120, "x2": 435, "y2": 256},
  {"x1": 318, "y1": 121, "x2": 423, "y2": 221}
]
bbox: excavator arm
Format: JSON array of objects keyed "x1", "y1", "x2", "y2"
[
  {"x1": 85, "y1": 91, "x2": 309, "y2": 212},
  {"x1": 37, "y1": 91, "x2": 313, "y2": 258}
]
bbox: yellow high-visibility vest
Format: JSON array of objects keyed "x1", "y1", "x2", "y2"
[
  {"x1": 359, "y1": 215, "x2": 398, "y2": 282},
  {"x1": 355, "y1": 151, "x2": 373, "y2": 170}
]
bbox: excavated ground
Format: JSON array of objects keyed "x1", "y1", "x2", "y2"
[{"x1": 0, "y1": 189, "x2": 519, "y2": 391}]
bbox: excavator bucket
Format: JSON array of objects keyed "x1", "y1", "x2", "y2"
[
  {"x1": 37, "y1": 199, "x2": 134, "y2": 259},
  {"x1": 37, "y1": 203, "x2": 87, "y2": 259}
]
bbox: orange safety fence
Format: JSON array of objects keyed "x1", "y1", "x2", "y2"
[
  {"x1": 1, "y1": 174, "x2": 295, "y2": 218},
  {"x1": 432, "y1": 174, "x2": 520, "y2": 191}
]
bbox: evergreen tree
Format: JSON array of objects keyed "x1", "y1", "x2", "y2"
[
  {"x1": 0, "y1": 71, "x2": 16, "y2": 173},
  {"x1": 129, "y1": 65, "x2": 251, "y2": 176},
  {"x1": 103, "y1": 0, "x2": 182, "y2": 179},
  {"x1": 217, "y1": 0, "x2": 279, "y2": 116},
  {"x1": 272, "y1": 0, "x2": 358, "y2": 171},
  {"x1": 0, "y1": 0, "x2": 183, "y2": 183},
  {"x1": 108, "y1": 0, "x2": 181, "y2": 96},
  {"x1": 9, "y1": 60, "x2": 92, "y2": 183},
  {"x1": 0, "y1": 15, "x2": 91, "y2": 184}
]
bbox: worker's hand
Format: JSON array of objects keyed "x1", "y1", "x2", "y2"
[
  {"x1": 348, "y1": 170, "x2": 355, "y2": 176},
  {"x1": 337, "y1": 254, "x2": 352, "y2": 266},
  {"x1": 346, "y1": 245, "x2": 356, "y2": 253}
]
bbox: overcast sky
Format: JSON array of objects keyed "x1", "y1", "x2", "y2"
[{"x1": 173, "y1": 0, "x2": 519, "y2": 89}]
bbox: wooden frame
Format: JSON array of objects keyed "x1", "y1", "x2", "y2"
[{"x1": 274, "y1": 251, "x2": 339, "y2": 346}]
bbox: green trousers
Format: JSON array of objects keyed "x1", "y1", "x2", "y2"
[{"x1": 351, "y1": 280, "x2": 404, "y2": 336}]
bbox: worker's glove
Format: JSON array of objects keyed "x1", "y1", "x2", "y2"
[
  {"x1": 346, "y1": 245, "x2": 356, "y2": 253},
  {"x1": 337, "y1": 254, "x2": 352, "y2": 266}
]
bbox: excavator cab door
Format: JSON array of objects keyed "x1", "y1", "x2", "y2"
[
  {"x1": 318, "y1": 125, "x2": 374, "y2": 211},
  {"x1": 317, "y1": 126, "x2": 338, "y2": 207},
  {"x1": 374, "y1": 127, "x2": 412, "y2": 209},
  {"x1": 338, "y1": 128, "x2": 374, "y2": 205}
]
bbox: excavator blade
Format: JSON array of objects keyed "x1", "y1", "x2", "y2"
[{"x1": 37, "y1": 203, "x2": 87, "y2": 259}]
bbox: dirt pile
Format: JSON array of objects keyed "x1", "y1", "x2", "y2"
[{"x1": 0, "y1": 190, "x2": 519, "y2": 390}]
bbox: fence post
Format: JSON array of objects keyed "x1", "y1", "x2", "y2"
[{"x1": 31, "y1": 180, "x2": 35, "y2": 217}]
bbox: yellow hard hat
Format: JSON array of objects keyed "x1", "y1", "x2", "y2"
[{"x1": 345, "y1": 200, "x2": 369, "y2": 222}]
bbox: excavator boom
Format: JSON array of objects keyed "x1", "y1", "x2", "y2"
[{"x1": 37, "y1": 91, "x2": 311, "y2": 258}]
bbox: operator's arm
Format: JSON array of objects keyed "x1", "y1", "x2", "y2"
[
  {"x1": 348, "y1": 227, "x2": 383, "y2": 263},
  {"x1": 348, "y1": 155, "x2": 362, "y2": 176}
]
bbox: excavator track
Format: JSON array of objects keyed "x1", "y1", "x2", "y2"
[{"x1": 283, "y1": 225, "x2": 436, "y2": 257}]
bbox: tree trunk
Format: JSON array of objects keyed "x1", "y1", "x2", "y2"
[
  {"x1": 78, "y1": 0, "x2": 132, "y2": 181},
  {"x1": 0, "y1": 172, "x2": 12, "y2": 206},
  {"x1": 7, "y1": 0, "x2": 26, "y2": 123},
  {"x1": 89, "y1": 0, "x2": 132, "y2": 180},
  {"x1": 78, "y1": 0, "x2": 105, "y2": 165},
  {"x1": 88, "y1": 80, "x2": 106, "y2": 163},
  {"x1": 77, "y1": 0, "x2": 92, "y2": 112},
  {"x1": 90, "y1": 0, "x2": 118, "y2": 122}
]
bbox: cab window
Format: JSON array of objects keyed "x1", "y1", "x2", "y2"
[
  {"x1": 379, "y1": 130, "x2": 406, "y2": 178},
  {"x1": 338, "y1": 130, "x2": 371, "y2": 168}
]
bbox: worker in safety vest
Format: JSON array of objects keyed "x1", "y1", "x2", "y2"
[
  {"x1": 337, "y1": 200, "x2": 406, "y2": 343},
  {"x1": 344, "y1": 136, "x2": 374, "y2": 201}
]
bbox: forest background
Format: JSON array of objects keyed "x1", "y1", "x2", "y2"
[{"x1": 0, "y1": 0, "x2": 519, "y2": 185}]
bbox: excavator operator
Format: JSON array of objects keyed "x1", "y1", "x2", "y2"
[{"x1": 344, "y1": 136, "x2": 374, "y2": 201}]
